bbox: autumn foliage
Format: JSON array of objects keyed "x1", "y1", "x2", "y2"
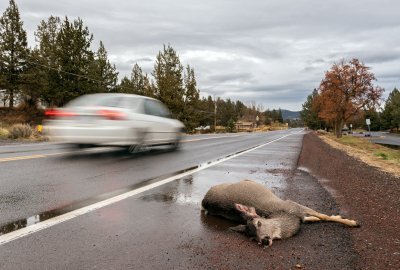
[{"x1": 315, "y1": 59, "x2": 384, "y2": 137}]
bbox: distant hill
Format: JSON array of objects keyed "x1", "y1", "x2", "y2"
[{"x1": 281, "y1": 109, "x2": 300, "y2": 120}]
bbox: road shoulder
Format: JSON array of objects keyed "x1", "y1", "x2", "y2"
[{"x1": 298, "y1": 133, "x2": 400, "y2": 269}]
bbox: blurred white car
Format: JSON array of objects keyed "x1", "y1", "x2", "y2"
[{"x1": 43, "y1": 93, "x2": 185, "y2": 152}]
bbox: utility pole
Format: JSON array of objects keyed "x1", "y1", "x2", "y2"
[{"x1": 214, "y1": 94, "x2": 217, "y2": 133}]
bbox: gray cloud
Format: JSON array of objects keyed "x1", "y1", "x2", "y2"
[
  {"x1": 207, "y1": 72, "x2": 254, "y2": 84},
  {"x1": 2, "y1": 0, "x2": 400, "y2": 110}
]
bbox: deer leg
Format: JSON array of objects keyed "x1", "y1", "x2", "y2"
[
  {"x1": 287, "y1": 201, "x2": 356, "y2": 226},
  {"x1": 304, "y1": 214, "x2": 344, "y2": 223},
  {"x1": 310, "y1": 213, "x2": 358, "y2": 227},
  {"x1": 303, "y1": 216, "x2": 321, "y2": 222},
  {"x1": 229, "y1": 224, "x2": 247, "y2": 233}
]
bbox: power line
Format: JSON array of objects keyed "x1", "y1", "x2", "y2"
[
  {"x1": 20, "y1": 59, "x2": 234, "y2": 116},
  {"x1": 25, "y1": 58, "x2": 141, "y2": 93},
  {"x1": 25, "y1": 58, "x2": 112, "y2": 85}
]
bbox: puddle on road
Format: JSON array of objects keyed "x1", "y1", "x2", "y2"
[
  {"x1": 0, "y1": 166, "x2": 198, "y2": 236},
  {"x1": 140, "y1": 193, "x2": 176, "y2": 203}
]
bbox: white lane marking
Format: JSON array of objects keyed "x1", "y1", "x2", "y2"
[
  {"x1": 0, "y1": 148, "x2": 113, "y2": 163},
  {"x1": 182, "y1": 134, "x2": 243, "y2": 142},
  {"x1": 0, "y1": 154, "x2": 48, "y2": 162},
  {"x1": 0, "y1": 130, "x2": 303, "y2": 246}
]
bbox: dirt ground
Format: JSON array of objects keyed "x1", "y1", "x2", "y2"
[{"x1": 298, "y1": 133, "x2": 400, "y2": 270}]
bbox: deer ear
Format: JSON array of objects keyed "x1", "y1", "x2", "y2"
[
  {"x1": 235, "y1": 203, "x2": 247, "y2": 213},
  {"x1": 257, "y1": 220, "x2": 262, "y2": 227},
  {"x1": 234, "y1": 203, "x2": 243, "y2": 211}
]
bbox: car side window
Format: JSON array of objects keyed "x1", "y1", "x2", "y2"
[
  {"x1": 144, "y1": 100, "x2": 171, "y2": 118},
  {"x1": 96, "y1": 96, "x2": 123, "y2": 107},
  {"x1": 123, "y1": 97, "x2": 141, "y2": 111},
  {"x1": 156, "y1": 102, "x2": 171, "y2": 118}
]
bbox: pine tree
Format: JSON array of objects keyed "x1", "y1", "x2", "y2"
[
  {"x1": 142, "y1": 74, "x2": 155, "y2": 97},
  {"x1": 382, "y1": 88, "x2": 400, "y2": 131},
  {"x1": 118, "y1": 76, "x2": 133, "y2": 93},
  {"x1": 217, "y1": 98, "x2": 236, "y2": 126},
  {"x1": 0, "y1": 0, "x2": 28, "y2": 108},
  {"x1": 198, "y1": 95, "x2": 215, "y2": 127},
  {"x1": 152, "y1": 44, "x2": 184, "y2": 119},
  {"x1": 34, "y1": 15, "x2": 62, "y2": 106},
  {"x1": 118, "y1": 63, "x2": 154, "y2": 97},
  {"x1": 182, "y1": 65, "x2": 200, "y2": 131},
  {"x1": 300, "y1": 89, "x2": 325, "y2": 130},
  {"x1": 89, "y1": 41, "x2": 118, "y2": 93},
  {"x1": 278, "y1": 109, "x2": 283, "y2": 123},
  {"x1": 264, "y1": 109, "x2": 272, "y2": 125},
  {"x1": 130, "y1": 63, "x2": 146, "y2": 95},
  {"x1": 55, "y1": 17, "x2": 94, "y2": 105},
  {"x1": 235, "y1": 100, "x2": 246, "y2": 119},
  {"x1": 271, "y1": 109, "x2": 278, "y2": 122},
  {"x1": 20, "y1": 48, "x2": 45, "y2": 108}
]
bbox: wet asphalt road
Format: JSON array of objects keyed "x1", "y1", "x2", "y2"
[
  {"x1": 0, "y1": 128, "x2": 349, "y2": 269},
  {"x1": 366, "y1": 131, "x2": 400, "y2": 146}
]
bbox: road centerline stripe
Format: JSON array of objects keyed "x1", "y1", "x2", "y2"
[
  {"x1": 0, "y1": 130, "x2": 303, "y2": 246},
  {"x1": 0, "y1": 134, "x2": 246, "y2": 163}
]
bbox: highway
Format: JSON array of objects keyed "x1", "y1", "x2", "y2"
[{"x1": 0, "y1": 129, "x2": 356, "y2": 269}]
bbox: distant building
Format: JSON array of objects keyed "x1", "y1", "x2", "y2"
[{"x1": 235, "y1": 121, "x2": 255, "y2": 131}]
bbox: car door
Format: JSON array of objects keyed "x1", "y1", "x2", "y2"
[{"x1": 143, "y1": 99, "x2": 175, "y2": 144}]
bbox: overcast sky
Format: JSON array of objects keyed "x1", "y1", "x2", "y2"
[{"x1": 2, "y1": 0, "x2": 400, "y2": 110}]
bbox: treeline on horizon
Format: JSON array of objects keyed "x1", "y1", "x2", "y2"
[{"x1": 0, "y1": 0, "x2": 294, "y2": 132}]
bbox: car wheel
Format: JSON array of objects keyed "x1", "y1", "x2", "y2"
[
  {"x1": 128, "y1": 144, "x2": 144, "y2": 153},
  {"x1": 127, "y1": 130, "x2": 148, "y2": 154},
  {"x1": 76, "y1": 143, "x2": 95, "y2": 149},
  {"x1": 169, "y1": 133, "x2": 181, "y2": 151}
]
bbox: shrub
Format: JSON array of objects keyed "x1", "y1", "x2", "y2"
[
  {"x1": 0, "y1": 127, "x2": 9, "y2": 139},
  {"x1": 8, "y1": 124, "x2": 33, "y2": 139},
  {"x1": 375, "y1": 152, "x2": 388, "y2": 160}
]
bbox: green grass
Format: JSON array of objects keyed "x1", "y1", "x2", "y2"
[{"x1": 375, "y1": 152, "x2": 388, "y2": 160}]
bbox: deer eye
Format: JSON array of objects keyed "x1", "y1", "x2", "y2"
[{"x1": 261, "y1": 237, "x2": 270, "y2": 246}]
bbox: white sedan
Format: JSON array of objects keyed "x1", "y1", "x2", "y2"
[{"x1": 43, "y1": 93, "x2": 185, "y2": 152}]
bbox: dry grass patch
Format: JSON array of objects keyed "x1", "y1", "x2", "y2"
[
  {"x1": 0, "y1": 123, "x2": 48, "y2": 142},
  {"x1": 8, "y1": 124, "x2": 33, "y2": 139},
  {"x1": 319, "y1": 134, "x2": 400, "y2": 178},
  {"x1": 0, "y1": 127, "x2": 10, "y2": 139}
]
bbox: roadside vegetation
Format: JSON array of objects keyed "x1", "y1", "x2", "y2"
[
  {"x1": 319, "y1": 133, "x2": 400, "y2": 177},
  {"x1": 301, "y1": 60, "x2": 400, "y2": 138},
  {"x1": 0, "y1": 123, "x2": 46, "y2": 141},
  {"x1": 300, "y1": 57, "x2": 400, "y2": 177}
]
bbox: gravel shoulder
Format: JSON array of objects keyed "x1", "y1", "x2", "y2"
[
  {"x1": 298, "y1": 132, "x2": 400, "y2": 270},
  {"x1": 0, "y1": 138, "x2": 48, "y2": 146}
]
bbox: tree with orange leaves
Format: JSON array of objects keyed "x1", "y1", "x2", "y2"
[{"x1": 316, "y1": 59, "x2": 384, "y2": 137}]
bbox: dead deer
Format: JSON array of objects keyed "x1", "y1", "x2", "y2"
[{"x1": 201, "y1": 179, "x2": 358, "y2": 246}]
